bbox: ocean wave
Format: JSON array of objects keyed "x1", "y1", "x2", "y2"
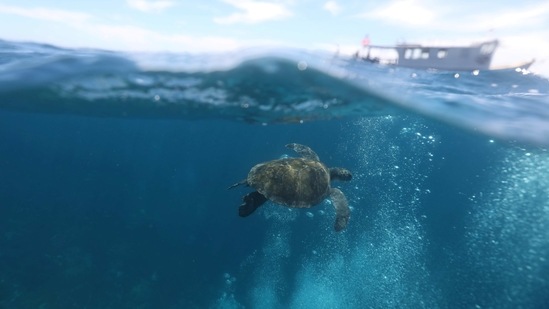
[{"x1": 1, "y1": 39, "x2": 548, "y2": 145}]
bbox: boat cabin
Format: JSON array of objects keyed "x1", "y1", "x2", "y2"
[{"x1": 359, "y1": 40, "x2": 500, "y2": 71}]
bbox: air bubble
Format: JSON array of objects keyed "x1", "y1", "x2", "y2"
[{"x1": 223, "y1": 273, "x2": 236, "y2": 285}]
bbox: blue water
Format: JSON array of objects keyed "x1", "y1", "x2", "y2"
[{"x1": 0, "y1": 40, "x2": 548, "y2": 308}]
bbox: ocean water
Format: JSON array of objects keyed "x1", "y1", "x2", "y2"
[{"x1": 0, "y1": 40, "x2": 548, "y2": 308}]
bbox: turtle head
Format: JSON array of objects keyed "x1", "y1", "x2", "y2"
[{"x1": 329, "y1": 167, "x2": 352, "y2": 181}]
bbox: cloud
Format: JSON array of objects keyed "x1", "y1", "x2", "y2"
[
  {"x1": 90, "y1": 23, "x2": 245, "y2": 52},
  {"x1": 214, "y1": 0, "x2": 292, "y2": 24},
  {"x1": 365, "y1": 0, "x2": 435, "y2": 26},
  {"x1": 0, "y1": 4, "x2": 91, "y2": 24},
  {"x1": 126, "y1": 0, "x2": 176, "y2": 12},
  {"x1": 0, "y1": 3, "x2": 274, "y2": 53},
  {"x1": 363, "y1": 1, "x2": 549, "y2": 33},
  {"x1": 323, "y1": 1, "x2": 341, "y2": 15},
  {"x1": 464, "y1": 2, "x2": 549, "y2": 31}
]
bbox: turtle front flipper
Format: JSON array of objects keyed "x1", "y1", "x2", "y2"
[
  {"x1": 330, "y1": 188, "x2": 350, "y2": 232},
  {"x1": 239, "y1": 191, "x2": 268, "y2": 217},
  {"x1": 285, "y1": 143, "x2": 320, "y2": 161}
]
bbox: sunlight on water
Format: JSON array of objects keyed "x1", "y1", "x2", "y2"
[{"x1": 466, "y1": 147, "x2": 549, "y2": 307}]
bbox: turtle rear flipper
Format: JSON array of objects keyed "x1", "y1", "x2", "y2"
[
  {"x1": 227, "y1": 179, "x2": 247, "y2": 190},
  {"x1": 330, "y1": 188, "x2": 350, "y2": 232},
  {"x1": 285, "y1": 143, "x2": 320, "y2": 161},
  {"x1": 239, "y1": 191, "x2": 267, "y2": 217}
]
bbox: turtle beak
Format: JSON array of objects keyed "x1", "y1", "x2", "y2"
[
  {"x1": 330, "y1": 168, "x2": 352, "y2": 181},
  {"x1": 341, "y1": 171, "x2": 352, "y2": 181}
]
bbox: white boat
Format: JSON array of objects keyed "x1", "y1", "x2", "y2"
[{"x1": 355, "y1": 39, "x2": 534, "y2": 71}]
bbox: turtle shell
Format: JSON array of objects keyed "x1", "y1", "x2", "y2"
[{"x1": 247, "y1": 158, "x2": 331, "y2": 208}]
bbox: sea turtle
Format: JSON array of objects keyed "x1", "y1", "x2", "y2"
[{"x1": 228, "y1": 143, "x2": 352, "y2": 231}]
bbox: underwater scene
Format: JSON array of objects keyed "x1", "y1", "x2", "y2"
[{"x1": 1, "y1": 40, "x2": 549, "y2": 308}]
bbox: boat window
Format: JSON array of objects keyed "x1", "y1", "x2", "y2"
[
  {"x1": 437, "y1": 49, "x2": 447, "y2": 59},
  {"x1": 480, "y1": 42, "x2": 496, "y2": 54},
  {"x1": 412, "y1": 48, "x2": 422, "y2": 59},
  {"x1": 404, "y1": 48, "x2": 412, "y2": 59},
  {"x1": 421, "y1": 49, "x2": 430, "y2": 59},
  {"x1": 404, "y1": 48, "x2": 426, "y2": 60}
]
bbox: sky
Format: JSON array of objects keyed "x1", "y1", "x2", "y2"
[{"x1": 0, "y1": 0, "x2": 548, "y2": 75}]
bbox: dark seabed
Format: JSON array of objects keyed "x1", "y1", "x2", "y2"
[{"x1": 0, "y1": 40, "x2": 549, "y2": 308}]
